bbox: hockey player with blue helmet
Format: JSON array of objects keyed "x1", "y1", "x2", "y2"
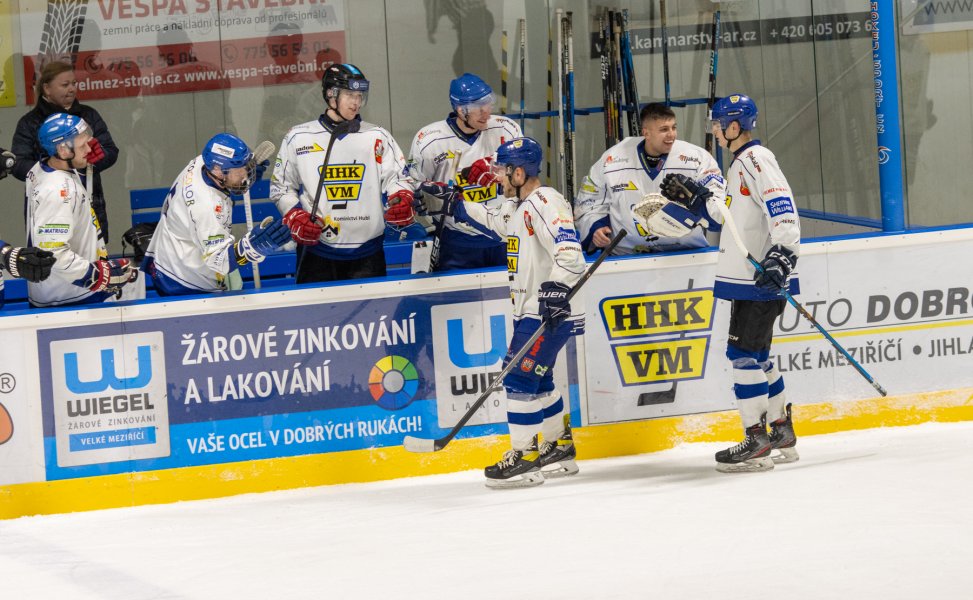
[
  {"x1": 143, "y1": 133, "x2": 290, "y2": 295},
  {"x1": 26, "y1": 113, "x2": 138, "y2": 307},
  {"x1": 404, "y1": 73, "x2": 521, "y2": 271},
  {"x1": 699, "y1": 93, "x2": 802, "y2": 473},
  {"x1": 423, "y1": 137, "x2": 585, "y2": 487}
]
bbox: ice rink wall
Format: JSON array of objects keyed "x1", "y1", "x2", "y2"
[{"x1": 2, "y1": 227, "x2": 973, "y2": 518}]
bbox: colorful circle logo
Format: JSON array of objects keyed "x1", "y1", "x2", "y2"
[{"x1": 369, "y1": 355, "x2": 419, "y2": 410}]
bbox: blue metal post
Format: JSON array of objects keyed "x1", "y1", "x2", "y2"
[{"x1": 872, "y1": 0, "x2": 907, "y2": 231}]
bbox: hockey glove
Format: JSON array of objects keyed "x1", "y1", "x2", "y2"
[
  {"x1": 461, "y1": 157, "x2": 496, "y2": 187},
  {"x1": 0, "y1": 150, "x2": 15, "y2": 180},
  {"x1": 384, "y1": 190, "x2": 417, "y2": 226},
  {"x1": 86, "y1": 138, "x2": 106, "y2": 165},
  {"x1": 538, "y1": 281, "x2": 571, "y2": 329},
  {"x1": 282, "y1": 206, "x2": 324, "y2": 245},
  {"x1": 236, "y1": 217, "x2": 291, "y2": 265},
  {"x1": 84, "y1": 258, "x2": 138, "y2": 294},
  {"x1": 0, "y1": 243, "x2": 56, "y2": 282},
  {"x1": 418, "y1": 182, "x2": 462, "y2": 216},
  {"x1": 660, "y1": 173, "x2": 712, "y2": 212},
  {"x1": 754, "y1": 245, "x2": 797, "y2": 292}
]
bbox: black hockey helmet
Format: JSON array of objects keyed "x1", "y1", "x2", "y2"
[{"x1": 322, "y1": 63, "x2": 370, "y2": 106}]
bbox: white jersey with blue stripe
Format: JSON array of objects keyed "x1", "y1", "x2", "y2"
[
  {"x1": 144, "y1": 156, "x2": 241, "y2": 293},
  {"x1": 574, "y1": 137, "x2": 725, "y2": 255},
  {"x1": 407, "y1": 115, "x2": 521, "y2": 247},
  {"x1": 714, "y1": 140, "x2": 801, "y2": 301},
  {"x1": 454, "y1": 185, "x2": 586, "y2": 321},
  {"x1": 26, "y1": 162, "x2": 107, "y2": 307}
]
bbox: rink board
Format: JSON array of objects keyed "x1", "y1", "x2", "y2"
[{"x1": 2, "y1": 227, "x2": 973, "y2": 518}]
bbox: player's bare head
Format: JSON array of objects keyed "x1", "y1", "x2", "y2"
[
  {"x1": 450, "y1": 73, "x2": 494, "y2": 132},
  {"x1": 322, "y1": 63, "x2": 369, "y2": 121},
  {"x1": 36, "y1": 61, "x2": 76, "y2": 110},
  {"x1": 38, "y1": 113, "x2": 92, "y2": 168},
  {"x1": 202, "y1": 133, "x2": 256, "y2": 194},
  {"x1": 640, "y1": 103, "x2": 677, "y2": 156}
]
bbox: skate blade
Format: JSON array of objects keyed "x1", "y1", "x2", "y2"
[
  {"x1": 716, "y1": 456, "x2": 775, "y2": 473},
  {"x1": 485, "y1": 470, "x2": 545, "y2": 489},
  {"x1": 540, "y1": 459, "x2": 579, "y2": 479},
  {"x1": 771, "y1": 447, "x2": 799, "y2": 464}
]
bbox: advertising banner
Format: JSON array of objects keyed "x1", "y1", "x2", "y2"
[
  {"x1": 581, "y1": 233, "x2": 973, "y2": 425},
  {"x1": 901, "y1": 0, "x2": 973, "y2": 35},
  {"x1": 34, "y1": 284, "x2": 578, "y2": 481},
  {"x1": 19, "y1": 0, "x2": 346, "y2": 103},
  {"x1": 0, "y1": 0, "x2": 15, "y2": 107}
]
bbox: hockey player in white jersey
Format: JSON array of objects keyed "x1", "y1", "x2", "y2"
[
  {"x1": 425, "y1": 137, "x2": 586, "y2": 488},
  {"x1": 574, "y1": 103, "x2": 726, "y2": 255},
  {"x1": 26, "y1": 114, "x2": 138, "y2": 308},
  {"x1": 403, "y1": 73, "x2": 522, "y2": 271},
  {"x1": 662, "y1": 94, "x2": 801, "y2": 472},
  {"x1": 272, "y1": 63, "x2": 414, "y2": 283},
  {"x1": 143, "y1": 133, "x2": 291, "y2": 296}
]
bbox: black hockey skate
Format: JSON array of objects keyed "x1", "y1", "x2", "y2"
[
  {"x1": 484, "y1": 437, "x2": 544, "y2": 489},
  {"x1": 769, "y1": 403, "x2": 799, "y2": 464},
  {"x1": 539, "y1": 424, "x2": 579, "y2": 478},
  {"x1": 715, "y1": 419, "x2": 774, "y2": 473}
]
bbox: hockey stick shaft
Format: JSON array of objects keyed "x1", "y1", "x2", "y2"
[
  {"x1": 546, "y1": 23, "x2": 554, "y2": 184},
  {"x1": 296, "y1": 121, "x2": 348, "y2": 279},
  {"x1": 403, "y1": 229, "x2": 628, "y2": 453},
  {"x1": 565, "y1": 12, "x2": 576, "y2": 202},
  {"x1": 555, "y1": 9, "x2": 565, "y2": 194},
  {"x1": 501, "y1": 29, "x2": 508, "y2": 115},
  {"x1": 711, "y1": 197, "x2": 888, "y2": 397},
  {"x1": 660, "y1": 0, "x2": 671, "y2": 106},
  {"x1": 519, "y1": 18, "x2": 526, "y2": 131},
  {"x1": 427, "y1": 151, "x2": 463, "y2": 272},
  {"x1": 704, "y1": 10, "x2": 721, "y2": 154},
  {"x1": 621, "y1": 9, "x2": 641, "y2": 137}
]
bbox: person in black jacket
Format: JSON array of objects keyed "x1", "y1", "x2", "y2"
[{"x1": 11, "y1": 61, "x2": 119, "y2": 242}]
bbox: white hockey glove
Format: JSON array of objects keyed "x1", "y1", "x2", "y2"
[{"x1": 632, "y1": 193, "x2": 700, "y2": 239}]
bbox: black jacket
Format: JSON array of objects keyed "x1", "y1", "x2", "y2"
[{"x1": 11, "y1": 98, "x2": 120, "y2": 240}]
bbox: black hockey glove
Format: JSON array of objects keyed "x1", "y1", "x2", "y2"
[
  {"x1": 0, "y1": 243, "x2": 56, "y2": 282},
  {"x1": 0, "y1": 149, "x2": 15, "y2": 180},
  {"x1": 538, "y1": 281, "x2": 571, "y2": 329},
  {"x1": 418, "y1": 182, "x2": 462, "y2": 216},
  {"x1": 660, "y1": 173, "x2": 711, "y2": 212},
  {"x1": 754, "y1": 245, "x2": 797, "y2": 292}
]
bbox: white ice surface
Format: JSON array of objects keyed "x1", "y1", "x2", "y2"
[{"x1": 2, "y1": 422, "x2": 972, "y2": 600}]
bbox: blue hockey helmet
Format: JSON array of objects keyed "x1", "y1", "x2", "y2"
[
  {"x1": 38, "y1": 113, "x2": 91, "y2": 157},
  {"x1": 710, "y1": 94, "x2": 758, "y2": 131},
  {"x1": 202, "y1": 133, "x2": 255, "y2": 194},
  {"x1": 449, "y1": 73, "x2": 494, "y2": 110},
  {"x1": 496, "y1": 137, "x2": 542, "y2": 178}
]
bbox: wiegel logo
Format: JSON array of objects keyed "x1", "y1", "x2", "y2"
[
  {"x1": 431, "y1": 300, "x2": 511, "y2": 427},
  {"x1": 49, "y1": 333, "x2": 171, "y2": 468}
]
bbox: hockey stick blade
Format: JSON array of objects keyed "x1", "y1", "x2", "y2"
[{"x1": 403, "y1": 229, "x2": 627, "y2": 454}]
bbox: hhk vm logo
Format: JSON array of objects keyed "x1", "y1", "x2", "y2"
[{"x1": 600, "y1": 289, "x2": 716, "y2": 386}]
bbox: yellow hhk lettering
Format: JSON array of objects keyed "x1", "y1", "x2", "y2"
[
  {"x1": 507, "y1": 237, "x2": 520, "y2": 253},
  {"x1": 602, "y1": 291, "x2": 714, "y2": 339},
  {"x1": 323, "y1": 164, "x2": 365, "y2": 180}
]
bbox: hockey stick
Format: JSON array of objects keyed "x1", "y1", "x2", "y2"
[
  {"x1": 710, "y1": 195, "x2": 889, "y2": 397},
  {"x1": 519, "y1": 18, "x2": 527, "y2": 131},
  {"x1": 621, "y1": 9, "x2": 642, "y2": 137},
  {"x1": 564, "y1": 11, "x2": 576, "y2": 202},
  {"x1": 295, "y1": 119, "x2": 353, "y2": 279},
  {"x1": 403, "y1": 229, "x2": 627, "y2": 453},
  {"x1": 245, "y1": 140, "x2": 276, "y2": 289},
  {"x1": 501, "y1": 29, "x2": 508, "y2": 115},
  {"x1": 426, "y1": 150, "x2": 463, "y2": 273},
  {"x1": 555, "y1": 9, "x2": 565, "y2": 194},
  {"x1": 546, "y1": 22, "x2": 554, "y2": 185},
  {"x1": 598, "y1": 15, "x2": 613, "y2": 150},
  {"x1": 660, "y1": 0, "x2": 671, "y2": 107},
  {"x1": 704, "y1": 9, "x2": 721, "y2": 155}
]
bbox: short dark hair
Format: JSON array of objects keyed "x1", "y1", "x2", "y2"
[
  {"x1": 639, "y1": 102, "x2": 676, "y2": 125},
  {"x1": 36, "y1": 61, "x2": 74, "y2": 106}
]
